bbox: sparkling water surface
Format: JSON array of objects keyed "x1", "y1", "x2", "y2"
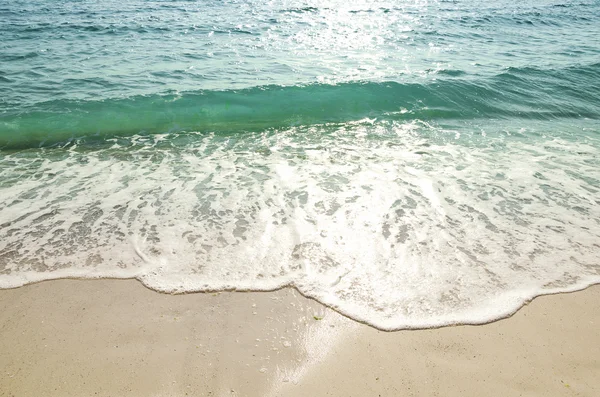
[{"x1": 1, "y1": 0, "x2": 599, "y2": 329}]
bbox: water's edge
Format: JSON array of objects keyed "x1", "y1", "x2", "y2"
[{"x1": 2, "y1": 273, "x2": 600, "y2": 331}]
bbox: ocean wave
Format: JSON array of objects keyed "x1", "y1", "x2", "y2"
[
  {"x1": 1, "y1": 63, "x2": 599, "y2": 150},
  {"x1": 1, "y1": 119, "x2": 599, "y2": 330}
]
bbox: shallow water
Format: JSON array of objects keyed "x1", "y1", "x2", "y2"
[{"x1": 1, "y1": 0, "x2": 600, "y2": 329}]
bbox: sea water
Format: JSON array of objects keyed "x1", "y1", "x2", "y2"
[{"x1": 1, "y1": 0, "x2": 599, "y2": 330}]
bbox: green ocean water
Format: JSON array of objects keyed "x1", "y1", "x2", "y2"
[
  {"x1": 1, "y1": 0, "x2": 600, "y2": 329},
  {"x1": 2, "y1": 0, "x2": 599, "y2": 148}
]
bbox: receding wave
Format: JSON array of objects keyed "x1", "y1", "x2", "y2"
[
  {"x1": 1, "y1": 118, "x2": 599, "y2": 330},
  {"x1": 2, "y1": 63, "x2": 599, "y2": 149}
]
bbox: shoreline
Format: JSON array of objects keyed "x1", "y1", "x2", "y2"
[
  {"x1": 3, "y1": 275, "x2": 600, "y2": 331},
  {"x1": 1, "y1": 279, "x2": 599, "y2": 396}
]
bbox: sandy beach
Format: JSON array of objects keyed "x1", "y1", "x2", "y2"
[{"x1": 0, "y1": 279, "x2": 598, "y2": 397}]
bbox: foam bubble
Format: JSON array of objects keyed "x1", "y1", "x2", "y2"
[{"x1": 1, "y1": 120, "x2": 599, "y2": 329}]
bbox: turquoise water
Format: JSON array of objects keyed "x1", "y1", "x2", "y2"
[{"x1": 1, "y1": 0, "x2": 600, "y2": 329}]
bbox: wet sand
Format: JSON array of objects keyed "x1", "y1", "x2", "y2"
[{"x1": 0, "y1": 279, "x2": 598, "y2": 397}]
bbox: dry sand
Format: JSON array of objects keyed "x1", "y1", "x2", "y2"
[{"x1": 0, "y1": 279, "x2": 598, "y2": 397}]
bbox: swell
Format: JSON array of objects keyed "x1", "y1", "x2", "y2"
[{"x1": 1, "y1": 63, "x2": 599, "y2": 149}]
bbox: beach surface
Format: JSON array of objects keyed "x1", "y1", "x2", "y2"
[{"x1": 0, "y1": 280, "x2": 598, "y2": 397}]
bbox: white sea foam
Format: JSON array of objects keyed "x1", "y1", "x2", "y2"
[{"x1": 1, "y1": 120, "x2": 599, "y2": 329}]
